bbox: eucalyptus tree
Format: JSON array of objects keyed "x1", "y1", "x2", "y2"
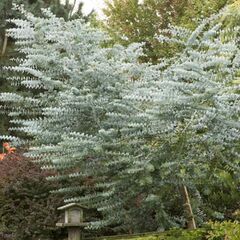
[{"x1": 1, "y1": 5, "x2": 239, "y2": 234}]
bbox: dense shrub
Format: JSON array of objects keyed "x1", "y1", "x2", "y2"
[{"x1": 0, "y1": 151, "x2": 66, "y2": 240}]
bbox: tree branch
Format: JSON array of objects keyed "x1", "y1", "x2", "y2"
[{"x1": 1, "y1": 34, "x2": 8, "y2": 56}]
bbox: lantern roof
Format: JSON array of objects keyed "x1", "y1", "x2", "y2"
[{"x1": 57, "y1": 203, "x2": 88, "y2": 211}]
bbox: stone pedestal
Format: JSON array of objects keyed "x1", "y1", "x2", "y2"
[
  {"x1": 56, "y1": 203, "x2": 89, "y2": 240},
  {"x1": 68, "y1": 227, "x2": 81, "y2": 240}
]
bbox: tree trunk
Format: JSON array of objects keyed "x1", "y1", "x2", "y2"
[
  {"x1": 182, "y1": 185, "x2": 196, "y2": 230},
  {"x1": 70, "y1": 0, "x2": 77, "y2": 17}
]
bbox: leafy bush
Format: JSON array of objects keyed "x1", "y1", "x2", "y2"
[
  {"x1": 167, "y1": 221, "x2": 240, "y2": 239},
  {"x1": 0, "y1": 151, "x2": 66, "y2": 240},
  {"x1": 99, "y1": 221, "x2": 240, "y2": 240},
  {"x1": 205, "y1": 221, "x2": 240, "y2": 240}
]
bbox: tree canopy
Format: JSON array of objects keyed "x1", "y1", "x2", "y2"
[
  {"x1": 0, "y1": 4, "x2": 239, "y2": 233},
  {"x1": 0, "y1": 0, "x2": 239, "y2": 236}
]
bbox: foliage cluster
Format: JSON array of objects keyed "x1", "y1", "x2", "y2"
[{"x1": 0, "y1": 0, "x2": 89, "y2": 136}]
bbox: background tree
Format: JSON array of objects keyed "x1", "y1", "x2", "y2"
[{"x1": 102, "y1": 0, "x2": 228, "y2": 62}]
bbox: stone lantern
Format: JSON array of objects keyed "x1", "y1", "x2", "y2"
[{"x1": 56, "y1": 203, "x2": 89, "y2": 240}]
